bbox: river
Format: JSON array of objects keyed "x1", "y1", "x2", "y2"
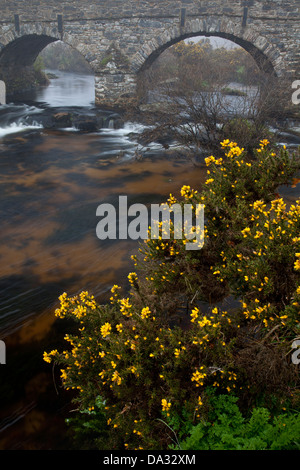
[
  {"x1": 0, "y1": 70, "x2": 299, "y2": 450},
  {"x1": 0, "y1": 70, "x2": 212, "y2": 450}
]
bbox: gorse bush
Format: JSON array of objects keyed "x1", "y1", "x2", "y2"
[
  {"x1": 44, "y1": 289, "x2": 240, "y2": 449},
  {"x1": 44, "y1": 140, "x2": 300, "y2": 450},
  {"x1": 135, "y1": 140, "x2": 299, "y2": 313}
]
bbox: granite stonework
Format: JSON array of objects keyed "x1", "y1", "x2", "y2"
[{"x1": 0, "y1": 0, "x2": 298, "y2": 107}]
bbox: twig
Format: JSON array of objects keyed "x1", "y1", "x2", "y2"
[
  {"x1": 260, "y1": 324, "x2": 281, "y2": 343},
  {"x1": 156, "y1": 418, "x2": 182, "y2": 449}
]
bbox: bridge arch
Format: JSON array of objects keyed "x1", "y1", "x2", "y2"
[
  {"x1": 0, "y1": 30, "x2": 94, "y2": 69},
  {"x1": 0, "y1": 23, "x2": 60, "y2": 66},
  {"x1": 0, "y1": 35, "x2": 59, "y2": 67},
  {"x1": 0, "y1": 30, "x2": 95, "y2": 96},
  {"x1": 132, "y1": 19, "x2": 282, "y2": 78}
]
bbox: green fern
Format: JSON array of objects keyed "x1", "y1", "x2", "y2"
[{"x1": 173, "y1": 394, "x2": 300, "y2": 450}]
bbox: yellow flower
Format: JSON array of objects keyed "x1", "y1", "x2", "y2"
[
  {"x1": 190, "y1": 307, "x2": 199, "y2": 322},
  {"x1": 111, "y1": 370, "x2": 122, "y2": 385},
  {"x1": 43, "y1": 350, "x2": 58, "y2": 363},
  {"x1": 181, "y1": 185, "x2": 191, "y2": 196},
  {"x1": 259, "y1": 139, "x2": 270, "y2": 148},
  {"x1": 241, "y1": 227, "x2": 251, "y2": 237},
  {"x1": 168, "y1": 193, "x2": 177, "y2": 205},
  {"x1": 253, "y1": 200, "x2": 265, "y2": 210},
  {"x1": 191, "y1": 368, "x2": 207, "y2": 387},
  {"x1": 205, "y1": 155, "x2": 216, "y2": 166},
  {"x1": 101, "y1": 322, "x2": 112, "y2": 338},
  {"x1": 111, "y1": 284, "x2": 121, "y2": 294},
  {"x1": 161, "y1": 399, "x2": 171, "y2": 412},
  {"x1": 225, "y1": 144, "x2": 244, "y2": 159},
  {"x1": 220, "y1": 139, "x2": 230, "y2": 148},
  {"x1": 294, "y1": 259, "x2": 300, "y2": 271},
  {"x1": 174, "y1": 348, "x2": 181, "y2": 358},
  {"x1": 141, "y1": 306, "x2": 151, "y2": 319},
  {"x1": 205, "y1": 178, "x2": 214, "y2": 185},
  {"x1": 180, "y1": 185, "x2": 197, "y2": 199},
  {"x1": 119, "y1": 298, "x2": 132, "y2": 316},
  {"x1": 128, "y1": 272, "x2": 138, "y2": 286},
  {"x1": 254, "y1": 231, "x2": 263, "y2": 239}
]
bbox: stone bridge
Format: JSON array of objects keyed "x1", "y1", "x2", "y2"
[{"x1": 0, "y1": 0, "x2": 299, "y2": 107}]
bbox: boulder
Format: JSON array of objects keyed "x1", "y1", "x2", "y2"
[
  {"x1": 51, "y1": 112, "x2": 73, "y2": 128},
  {"x1": 75, "y1": 117, "x2": 98, "y2": 132}
]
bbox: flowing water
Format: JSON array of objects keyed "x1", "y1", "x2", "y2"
[
  {"x1": 0, "y1": 71, "x2": 299, "y2": 450},
  {"x1": 0, "y1": 71, "x2": 212, "y2": 450}
]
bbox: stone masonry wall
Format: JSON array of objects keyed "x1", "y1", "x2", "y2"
[{"x1": 0, "y1": 0, "x2": 298, "y2": 106}]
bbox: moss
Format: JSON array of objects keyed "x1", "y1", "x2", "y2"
[{"x1": 100, "y1": 55, "x2": 113, "y2": 67}]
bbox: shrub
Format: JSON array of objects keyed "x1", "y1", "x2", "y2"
[
  {"x1": 135, "y1": 140, "x2": 300, "y2": 311},
  {"x1": 44, "y1": 140, "x2": 300, "y2": 450},
  {"x1": 43, "y1": 289, "x2": 240, "y2": 450}
]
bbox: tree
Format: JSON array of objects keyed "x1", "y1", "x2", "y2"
[{"x1": 135, "y1": 40, "x2": 294, "y2": 158}]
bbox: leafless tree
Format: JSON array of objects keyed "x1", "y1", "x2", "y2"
[{"x1": 134, "y1": 41, "x2": 296, "y2": 159}]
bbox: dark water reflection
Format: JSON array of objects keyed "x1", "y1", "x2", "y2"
[
  {"x1": 0, "y1": 121, "x2": 209, "y2": 449},
  {"x1": 0, "y1": 72, "x2": 299, "y2": 450}
]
